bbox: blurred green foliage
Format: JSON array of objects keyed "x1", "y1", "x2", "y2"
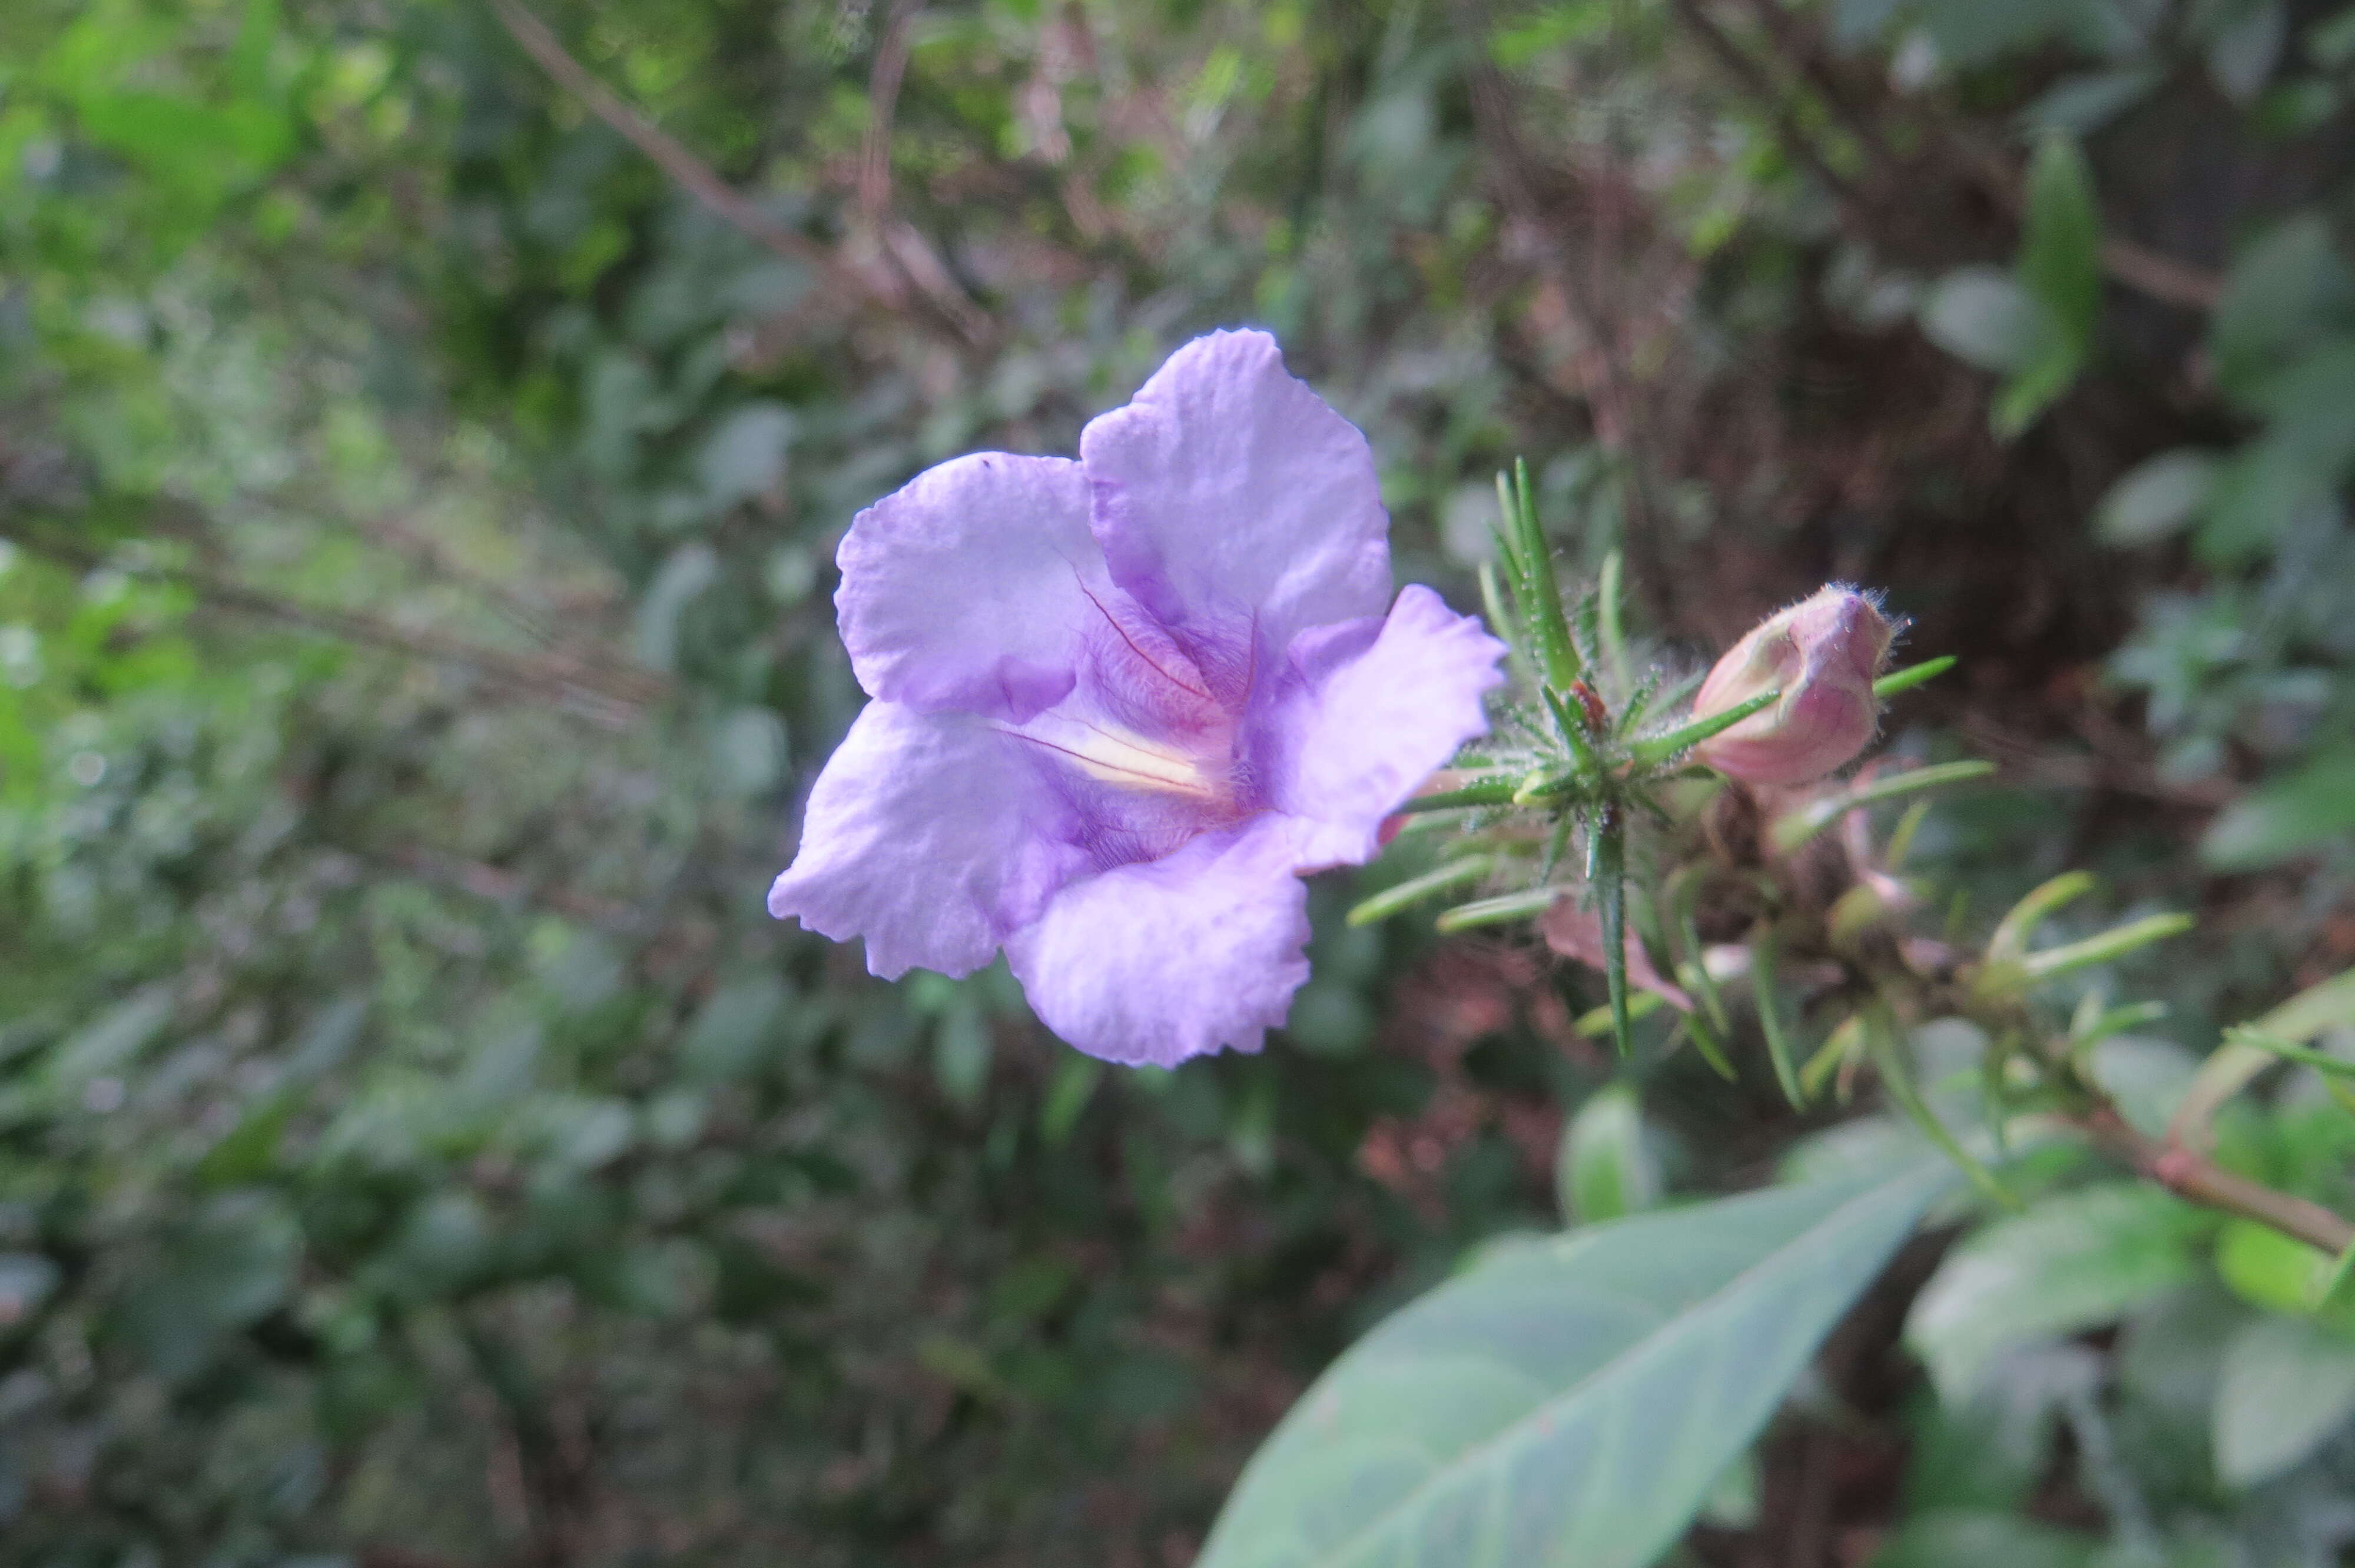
[{"x1": 0, "y1": 0, "x2": 2349, "y2": 1563}]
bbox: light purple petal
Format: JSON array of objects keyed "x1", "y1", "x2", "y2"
[
  {"x1": 835, "y1": 453, "x2": 1124, "y2": 722},
  {"x1": 1004, "y1": 814, "x2": 1316, "y2": 1066},
  {"x1": 1079, "y1": 329, "x2": 1392, "y2": 652},
  {"x1": 1259, "y1": 584, "x2": 1506, "y2": 865},
  {"x1": 768, "y1": 702, "x2": 1087, "y2": 979}
]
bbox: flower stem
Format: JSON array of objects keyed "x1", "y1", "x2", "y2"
[{"x1": 1595, "y1": 808, "x2": 1631, "y2": 1059}]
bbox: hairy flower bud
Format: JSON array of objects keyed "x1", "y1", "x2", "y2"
[{"x1": 1690, "y1": 586, "x2": 1894, "y2": 786}]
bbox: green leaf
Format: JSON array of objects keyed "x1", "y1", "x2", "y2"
[
  {"x1": 0, "y1": 1253, "x2": 61, "y2": 1326},
  {"x1": 2021, "y1": 67, "x2": 2164, "y2": 135},
  {"x1": 1039, "y1": 1055, "x2": 1102, "y2": 1145},
  {"x1": 1196, "y1": 1164, "x2": 1953, "y2": 1568},
  {"x1": 1628, "y1": 686, "x2": 1779, "y2": 768},
  {"x1": 1988, "y1": 871, "x2": 2095, "y2": 965},
  {"x1": 2018, "y1": 133, "x2": 2102, "y2": 354},
  {"x1": 695, "y1": 401, "x2": 794, "y2": 507},
  {"x1": 2200, "y1": 743, "x2": 2355, "y2": 869},
  {"x1": 1916, "y1": 0, "x2": 2089, "y2": 65},
  {"x1": 2206, "y1": 1, "x2": 2287, "y2": 103},
  {"x1": 2095, "y1": 450, "x2": 2218, "y2": 546},
  {"x1": 1435, "y1": 888, "x2": 1561, "y2": 932},
  {"x1": 2313, "y1": 4, "x2": 2355, "y2": 65},
  {"x1": 1872, "y1": 1510, "x2": 2095, "y2": 1568},
  {"x1": 2210, "y1": 215, "x2": 2355, "y2": 404},
  {"x1": 2168, "y1": 965, "x2": 2355, "y2": 1149},
  {"x1": 1769, "y1": 761, "x2": 1996, "y2": 852},
  {"x1": 118, "y1": 1190, "x2": 304, "y2": 1378},
  {"x1": 2213, "y1": 1314, "x2": 2355, "y2": 1487},
  {"x1": 1751, "y1": 925, "x2": 1806, "y2": 1111},
  {"x1": 1906, "y1": 1182, "x2": 2209, "y2": 1402},
  {"x1": 2214, "y1": 1217, "x2": 2333, "y2": 1315},
  {"x1": 1872, "y1": 655, "x2": 1956, "y2": 700},
  {"x1": 1347, "y1": 856, "x2": 1496, "y2": 926},
  {"x1": 1558, "y1": 1084, "x2": 1659, "y2": 1225},
  {"x1": 1921, "y1": 268, "x2": 2045, "y2": 374},
  {"x1": 679, "y1": 974, "x2": 790, "y2": 1084}
]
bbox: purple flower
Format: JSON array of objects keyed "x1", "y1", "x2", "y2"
[{"x1": 768, "y1": 330, "x2": 1505, "y2": 1066}]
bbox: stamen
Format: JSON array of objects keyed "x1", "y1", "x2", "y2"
[{"x1": 1001, "y1": 716, "x2": 1226, "y2": 804}]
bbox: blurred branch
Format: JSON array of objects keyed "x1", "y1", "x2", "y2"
[
  {"x1": 487, "y1": 0, "x2": 993, "y2": 345},
  {"x1": 487, "y1": 0, "x2": 836, "y2": 278},
  {"x1": 6, "y1": 525, "x2": 664, "y2": 722},
  {"x1": 2095, "y1": 238, "x2": 2225, "y2": 312},
  {"x1": 2082, "y1": 1104, "x2": 2355, "y2": 1254},
  {"x1": 854, "y1": 1, "x2": 996, "y2": 344},
  {"x1": 1664, "y1": 0, "x2": 2224, "y2": 313},
  {"x1": 390, "y1": 844, "x2": 633, "y2": 928},
  {"x1": 1664, "y1": 0, "x2": 1866, "y2": 211},
  {"x1": 858, "y1": 1, "x2": 919, "y2": 221}
]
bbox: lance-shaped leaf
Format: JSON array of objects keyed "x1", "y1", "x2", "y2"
[
  {"x1": 2171, "y1": 965, "x2": 2355, "y2": 1152},
  {"x1": 1195, "y1": 1161, "x2": 1954, "y2": 1568},
  {"x1": 1396, "y1": 776, "x2": 1522, "y2": 813},
  {"x1": 1871, "y1": 655, "x2": 1956, "y2": 700},
  {"x1": 1769, "y1": 760, "x2": 1997, "y2": 852},
  {"x1": 1348, "y1": 856, "x2": 1497, "y2": 927},
  {"x1": 1498, "y1": 460, "x2": 1581, "y2": 692},
  {"x1": 1627, "y1": 687, "x2": 1780, "y2": 769},
  {"x1": 1435, "y1": 888, "x2": 1563, "y2": 933}
]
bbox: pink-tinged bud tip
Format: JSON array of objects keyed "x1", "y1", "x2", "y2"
[{"x1": 1690, "y1": 585, "x2": 1895, "y2": 787}]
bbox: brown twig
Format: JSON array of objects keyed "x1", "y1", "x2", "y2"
[
  {"x1": 491, "y1": 0, "x2": 993, "y2": 346},
  {"x1": 2097, "y1": 238, "x2": 2225, "y2": 311},
  {"x1": 8, "y1": 527, "x2": 664, "y2": 722},
  {"x1": 487, "y1": 0, "x2": 857, "y2": 288},
  {"x1": 2083, "y1": 1104, "x2": 2355, "y2": 1254},
  {"x1": 854, "y1": 1, "x2": 996, "y2": 344},
  {"x1": 1730, "y1": 0, "x2": 1902, "y2": 183},
  {"x1": 1666, "y1": 0, "x2": 2225, "y2": 313},
  {"x1": 1664, "y1": 0, "x2": 1867, "y2": 213}
]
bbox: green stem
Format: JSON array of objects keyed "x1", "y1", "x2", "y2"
[
  {"x1": 1597, "y1": 808, "x2": 1631, "y2": 1059},
  {"x1": 1542, "y1": 686, "x2": 1605, "y2": 778}
]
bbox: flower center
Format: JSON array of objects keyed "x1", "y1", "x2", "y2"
[{"x1": 1010, "y1": 713, "x2": 1235, "y2": 808}]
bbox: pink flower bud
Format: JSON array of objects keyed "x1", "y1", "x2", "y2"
[{"x1": 1690, "y1": 586, "x2": 1895, "y2": 786}]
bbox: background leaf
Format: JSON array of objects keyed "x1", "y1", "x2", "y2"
[
  {"x1": 1556, "y1": 1081, "x2": 1659, "y2": 1224},
  {"x1": 1197, "y1": 1163, "x2": 1952, "y2": 1568},
  {"x1": 2213, "y1": 1315, "x2": 2355, "y2": 1487},
  {"x1": 1906, "y1": 1183, "x2": 2210, "y2": 1402}
]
